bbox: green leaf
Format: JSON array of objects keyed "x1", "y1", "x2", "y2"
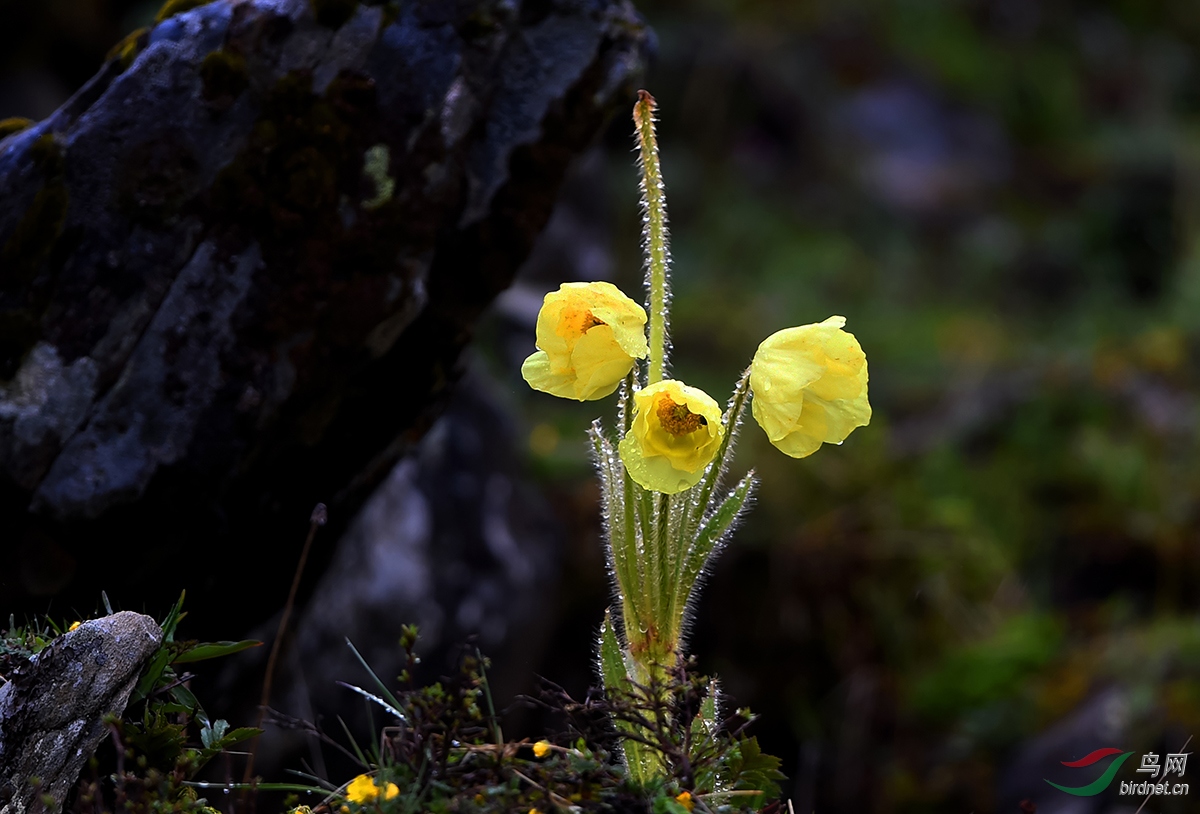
[
  {"x1": 597, "y1": 609, "x2": 628, "y2": 695},
  {"x1": 172, "y1": 640, "x2": 261, "y2": 663},
  {"x1": 591, "y1": 421, "x2": 639, "y2": 635},
  {"x1": 726, "y1": 736, "x2": 785, "y2": 805},
  {"x1": 690, "y1": 677, "x2": 721, "y2": 754},
  {"x1": 200, "y1": 718, "x2": 228, "y2": 749},
  {"x1": 169, "y1": 683, "x2": 201, "y2": 713},
  {"x1": 598, "y1": 610, "x2": 653, "y2": 787},
  {"x1": 685, "y1": 370, "x2": 751, "y2": 538},
  {"x1": 678, "y1": 474, "x2": 755, "y2": 615},
  {"x1": 160, "y1": 592, "x2": 187, "y2": 642},
  {"x1": 636, "y1": 484, "x2": 659, "y2": 632},
  {"x1": 216, "y1": 726, "x2": 260, "y2": 748},
  {"x1": 345, "y1": 638, "x2": 405, "y2": 715},
  {"x1": 130, "y1": 646, "x2": 171, "y2": 706},
  {"x1": 125, "y1": 708, "x2": 187, "y2": 764},
  {"x1": 337, "y1": 715, "x2": 370, "y2": 766},
  {"x1": 654, "y1": 493, "x2": 671, "y2": 636}
]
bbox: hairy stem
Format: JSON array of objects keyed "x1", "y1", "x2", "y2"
[{"x1": 634, "y1": 90, "x2": 671, "y2": 384}]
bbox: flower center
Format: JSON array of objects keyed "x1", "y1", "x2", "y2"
[
  {"x1": 655, "y1": 397, "x2": 707, "y2": 435},
  {"x1": 559, "y1": 306, "x2": 606, "y2": 339}
]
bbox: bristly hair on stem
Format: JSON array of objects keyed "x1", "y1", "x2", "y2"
[{"x1": 634, "y1": 89, "x2": 671, "y2": 386}]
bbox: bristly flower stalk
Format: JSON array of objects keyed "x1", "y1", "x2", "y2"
[
  {"x1": 518, "y1": 91, "x2": 871, "y2": 790},
  {"x1": 634, "y1": 90, "x2": 670, "y2": 385}
]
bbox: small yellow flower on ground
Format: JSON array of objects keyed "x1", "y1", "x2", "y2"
[
  {"x1": 749, "y1": 316, "x2": 870, "y2": 458},
  {"x1": 345, "y1": 775, "x2": 376, "y2": 804},
  {"x1": 522, "y1": 282, "x2": 649, "y2": 401},
  {"x1": 674, "y1": 791, "x2": 695, "y2": 812},
  {"x1": 345, "y1": 774, "x2": 398, "y2": 804},
  {"x1": 67, "y1": 621, "x2": 81, "y2": 631},
  {"x1": 533, "y1": 739, "x2": 551, "y2": 758},
  {"x1": 618, "y1": 380, "x2": 724, "y2": 494}
]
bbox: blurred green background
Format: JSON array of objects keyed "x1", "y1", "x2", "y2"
[{"x1": 6, "y1": 1, "x2": 1200, "y2": 811}]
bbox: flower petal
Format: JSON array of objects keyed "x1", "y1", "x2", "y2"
[
  {"x1": 345, "y1": 775, "x2": 378, "y2": 804},
  {"x1": 619, "y1": 380, "x2": 724, "y2": 494},
  {"x1": 524, "y1": 282, "x2": 646, "y2": 401},
  {"x1": 749, "y1": 316, "x2": 870, "y2": 459}
]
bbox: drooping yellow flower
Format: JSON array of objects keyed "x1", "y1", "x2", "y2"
[
  {"x1": 522, "y1": 282, "x2": 649, "y2": 401},
  {"x1": 675, "y1": 791, "x2": 695, "y2": 812},
  {"x1": 533, "y1": 740, "x2": 552, "y2": 758},
  {"x1": 749, "y1": 316, "x2": 870, "y2": 459},
  {"x1": 618, "y1": 380, "x2": 724, "y2": 494},
  {"x1": 344, "y1": 774, "x2": 399, "y2": 805}
]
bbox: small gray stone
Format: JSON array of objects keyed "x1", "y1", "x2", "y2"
[{"x1": 0, "y1": 612, "x2": 162, "y2": 814}]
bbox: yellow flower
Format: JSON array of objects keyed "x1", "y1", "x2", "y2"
[
  {"x1": 675, "y1": 791, "x2": 695, "y2": 812},
  {"x1": 533, "y1": 740, "x2": 551, "y2": 758},
  {"x1": 344, "y1": 774, "x2": 398, "y2": 804},
  {"x1": 346, "y1": 775, "x2": 376, "y2": 804},
  {"x1": 521, "y1": 282, "x2": 648, "y2": 401},
  {"x1": 67, "y1": 621, "x2": 81, "y2": 631},
  {"x1": 618, "y1": 380, "x2": 724, "y2": 494},
  {"x1": 749, "y1": 316, "x2": 870, "y2": 459}
]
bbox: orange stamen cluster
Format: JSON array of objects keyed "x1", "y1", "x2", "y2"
[{"x1": 656, "y1": 398, "x2": 706, "y2": 435}]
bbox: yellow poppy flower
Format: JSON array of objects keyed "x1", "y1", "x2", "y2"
[
  {"x1": 521, "y1": 282, "x2": 649, "y2": 401},
  {"x1": 533, "y1": 740, "x2": 551, "y2": 758},
  {"x1": 749, "y1": 316, "x2": 870, "y2": 458},
  {"x1": 675, "y1": 791, "x2": 695, "y2": 812},
  {"x1": 618, "y1": 380, "x2": 724, "y2": 494}
]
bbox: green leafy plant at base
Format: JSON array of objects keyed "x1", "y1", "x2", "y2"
[{"x1": 281, "y1": 627, "x2": 781, "y2": 813}]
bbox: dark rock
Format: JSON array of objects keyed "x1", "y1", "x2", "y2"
[
  {"x1": 0, "y1": 0, "x2": 650, "y2": 633},
  {"x1": 0, "y1": 612, "x2": 162, "y2": 814}
]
